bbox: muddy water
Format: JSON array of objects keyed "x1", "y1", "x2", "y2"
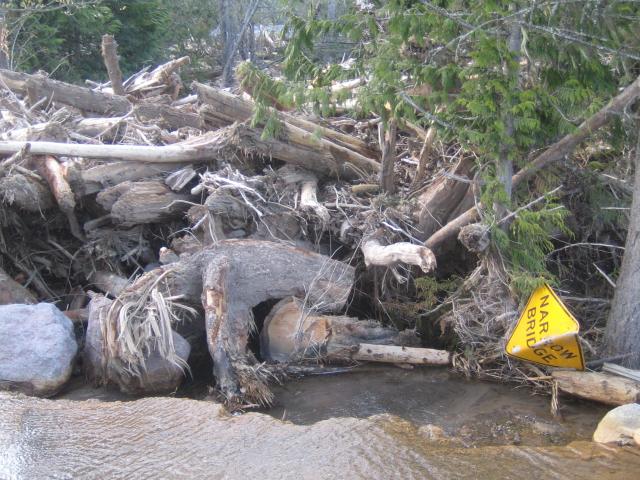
[
  {"x1": 1, "y1": 367, "x2": 639, "y2": 479},
  {"x1": 267, "y1": 366, "x2": 607, "y2": 446}
]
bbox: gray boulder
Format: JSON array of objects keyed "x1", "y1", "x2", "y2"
[
  {"x1": 84, "y1": 295, "x2": 191, "y2": 395},
  {"x1": 593, "y1": 403, "x2": 640, "y2": 445},
  {"x1": 0, "y1": 303, "x2": 77, "y2": 396}
]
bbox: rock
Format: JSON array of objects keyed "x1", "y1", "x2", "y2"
[
  {"x1": 593, "y1": 403, "x2": 640, "y2": 445},
  {"x1": 0, "y1": 303, "x2": 77, "y2": 396},
  {"x1": 84, "y1": 295, "x2": 191, "y2": 395}
]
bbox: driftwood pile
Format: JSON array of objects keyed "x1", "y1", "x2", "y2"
[
  {"x1": 0, "y1": 47, "x2": 453, "y2": 406},
  {"x1": 2, "y1": 35, "x2": 639, "y2": 407}
]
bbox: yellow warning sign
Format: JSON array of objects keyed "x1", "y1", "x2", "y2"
[{"x1": 506, "y1": 284, "x2": 585, "y2": 370}]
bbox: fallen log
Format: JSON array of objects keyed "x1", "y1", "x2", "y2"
[
  {"x1": 348, "y1": 344, "x2": 451, "y2": 365},
  {"x1": 133, "y1": 103, "x2": 204, "y2": 131},
  {"x1": 416, "y1": 155, "x2": 474, "y2": 240},
  {"x1": 260, "y1": 297, "x2": 450, "y2": 365},
  {"x1": 0, "y1": 172, "x2": 55, "y2": 211},
  {"x1": 0, "y1": 69, "x2": 132, "y2": 115},
  {"x1": 0, "y1": 130, "x2": 224, "y2": 163},
  {"x1": 425, "y1": 73, "x2": 640, "y2": 250},
  {"x1": 552, "y1": 370, "x2": 640, "y2": 406},
  {"x1": 97, "y1": 240, "x2": 354, "y2": 405},
  {"x1": 96, "y1": 180, "x2": 194, "y2": 226},
  {"x1": 69, "y1": 161, "x2": 184, "y2": 196},
  {"x1": 194, "y1": 82, "x2": 379, "y2": 161}
]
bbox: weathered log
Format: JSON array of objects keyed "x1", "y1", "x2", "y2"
[
  {"x1": 416, "y1": 155, "x2": 474, "y2": 240},
  {"x1": 362, "y1": 237, "x2": 436, "y2": 273},
  {"x1": 349, "y1": 343, "x2": 451, "y2": 365},
  {"x1": 260, "y1": 297, "x2": 450, "y2": 365},
  {"x1": 126, "y1": 56, "x2": 190, "y2": 99},
  {"x1": 0, "y1": 130, "x2": 224, "y2": 163},
  {"x1": 230, "y1": 122, "x2": 376, "y2": 180},
  {"x1": 0, "y1": 122, "x2": 67, "y2": 142},
  {"x1": 70, "y1": 161, "x2": 184, "y2": 196},
  {"x1": 0, "y1": 172, "x2": 54, "y2": 211},
  {"x1": 552, "y1": 370, "x2": 640, "y2": 406},
  {"x1": 101, "y1": 34, "x2": 125, "y2": 96},
  {"x1": 0, "y1": 267, "x2": 37, "y2": 305},
  {"x1": 0, "y1": 69, "x2": 132, "y2": 115},
  {"x1": 280, "y1": 166, "x2": 330, "y2": 223},
  {"x1": 194, "y1": 82, "x2": 379, "y2": 160},
  {"x1": 106, "y1": 240, "x2": 354, "y2": 405},
  {"x1": 133, "y1": 103, "x2": 204, "y2": 131},
  {"x1": 96, "y1": 180, "x2": 194, "y2": 226},
  {"x1": 425, "y1": 73, "x2": 640, "y2": 250}
]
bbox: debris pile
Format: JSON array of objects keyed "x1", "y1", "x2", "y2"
[{"x1": 0, "y1": 54, "x2": 454, "y2": 407}]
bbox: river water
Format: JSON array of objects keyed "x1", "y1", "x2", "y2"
[{"x1": 1, "y1": 366, "x2": 639, "y2": 479}]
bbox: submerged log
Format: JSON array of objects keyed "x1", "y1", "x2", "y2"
[{"x1": 552, "y1": 370, "x2": 640, "y2": 406}]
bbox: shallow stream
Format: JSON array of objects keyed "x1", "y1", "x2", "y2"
[{"x1": 1, "y1": 366, "x2": 639, "y2": 479}]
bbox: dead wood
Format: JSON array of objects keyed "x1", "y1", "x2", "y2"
[
  {"x1": 103, "y1": 240, "x2": 354, "y2": 405},
  {"x1": 0, "y1": 266, "x2": 37, "y2": 304},
  {"x1": 552, "y1": 370, "x2": 640, "y2": 406},
  {"x1": 0, "y1": 172, "x2": 54, "y2": 211},
  {"x1": 378, "y1": 120, "x2": 397, "y2": 194},
  {"x1": 133, "y1": 103, "x2": 204, "y2": 131},
  {"x1": 0, "y1": 130, "x2": 224, "y2": 163},
  {"x1": 362, "y1": 236, "x2": 436, "y2": 273},
  {"x1": 69, "y1": 161, "x2": 184, "y2": 196},
  {"x1": 416, "y1": 155, "x2": 475, "y2": 240},
  {"x1": 425, "y1": 73, "x2": 640, "y2": 250},
  {"x1": 260, "y1": 297, "x2": 450, "y2": 365},
  {"x1": 0, "y1": 69, "x2": 131, "y2": 115},
  {"x1": 126, "y1": 56, "x2": 190, "y2": 99},
  {"x1": 412, "y1": 125, "x2": 436, "y2": 186},
  {"x1": 96, "y1": 180, "x2": 194, "y2": 226},
  {"x1": 194, "y1": 82, "x2": 379, "y2": 160},
  {"x1": 88, "y1": 270, "x2": 130, "y2": 296},
  {"x1": 101, "y1": 34, "x2": 125, "y2": 96}
]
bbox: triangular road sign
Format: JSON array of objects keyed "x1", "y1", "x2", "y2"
[{"x1": 506, "y1": 284, "x2": 585, "y2": 370}]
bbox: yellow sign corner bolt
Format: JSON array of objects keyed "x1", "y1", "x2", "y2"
[{"x1": 506, "y1": 284, "x2": 585, "y2": 370}]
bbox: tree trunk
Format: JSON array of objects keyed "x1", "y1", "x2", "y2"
[
  {"x1": 604, "y1": 134, "x2": 640, "y2": 368},
  {"x1": 378, "y1": 120, "x2": 397, "y2": 194},
  {"x1": 101, "y1": 34, "x2": 125, "y2": 96}
]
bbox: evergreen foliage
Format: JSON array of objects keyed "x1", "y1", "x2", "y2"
[
  {"x1": 276, "y1": 0, "x2": 640, "y2": 295},
  {"x1": 5, "y1": 0, "x2": 170, "y2": 82}
]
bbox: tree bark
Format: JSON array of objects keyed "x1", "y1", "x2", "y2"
[
  {"x1": 378, "y1": 120, "x2": 397, "y2": 194},
  {"x1": 604, "y1": 133, "x2": 640, "y2": 368}
]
